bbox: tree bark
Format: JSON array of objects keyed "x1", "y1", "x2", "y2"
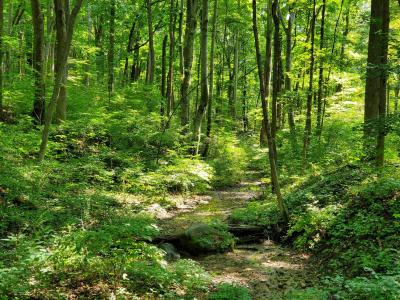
[
  {"x1": 364, "y1": 0, "x2": 389, "y2": 166},
  {"x1": 0, "y1": 0, "x2": 3, "y2": 111},
  {"x1": 302, "y1": 0, "x2": 316, "y2": 163},
  {"x1": 38, "y1": 0, "x2": 83, "y2": 160},
  {"x1": 161, "y1": 34, "x2": 168, "y2": 118},
  {"x1": 146, "y1": 0, "x2": 155, "y2": 84},
  {"x1": 316, "y1": 0, "x2": 326, "y2": 138},
  {"x1": 260, "y1": 0, "x2": 273, "y2": 147},
  {"x1": 180, "y1": 0, "x2": 198, "y2": 132},
  {"x1": 108, "y1": 0, "x2": 116, "y2": 99},
  {"x1": 31, "y1": 0, "x2": 46, "y2": 124},
  {"x1": 166, "y1": 0, "x2": 176, "y2": 117},
  {"x1": 194, "y1": 0, "x2": 209, "y2": 154},
  {"x1": 252, "y1": 0, "x2": 289, "y2": 223}
]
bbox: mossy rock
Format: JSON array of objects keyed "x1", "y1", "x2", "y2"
[{"x1": 179, "y1": 223, "x2": 235, "y2": 255}]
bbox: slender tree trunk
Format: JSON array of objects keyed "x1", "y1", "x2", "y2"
[
  {"x1": 161, "y1": 34, "x2": 168, "y2": 118},
  {"x1": 31, "y1": 0, "x2": 46, "y2": 124},
  {"x1": 146, "y1": 0, "x2": 155, "y2": 84},
  {"x1": 271, "y1": 0, "x2": 282, "y2": 162},
  {"x1": 364, "y1": 0, "x2": 389, "y2": 166},
  {"x1": 285, "y1": 7, "x2": 296, "y2": 140},
  {"x1": 108, "y1": 0, "x2": 115, "y2": 99},
  {"x1": 84, "y1": 2, "x2": 92, "y2": 86},
  {"x1": 55, "y1": 0, "x2": 69, "y2": 123},
  {"x1": 340, "y1": 9, "x2": 350, "y2": 61},
  {"x1": 123, "y1": 21, "x2": 136, "y2": 84},
  {"x1": 180, "y1": 0, "x2": 198, "y2": 131},
  {"x1": 178, "y1": 0, "x2": 184, "y2": 77},
  {"x1": 230, "y1": 34, "x2": 239, "y2": 119},
  {"x1": 0, "y1": 0, "x2": 3, "y2": 111},
  {"x1": 316, "y1": 0, "x2": 326, "y2": 138},
  {"x1": 260, "y1": 0, "x2": 273, "y2": 146},
  {"x1": 38, "y1": 0, "x2": 83, "y2": 161},
  {"x1": 166, "y1": 0, "x2": 176, "y2": 117},
  {"x1": 94, "y1": 16, "x2": 105, "y2": 83},
  {"x1": 302, "y1": 0, "x2": 316, "y2": 163},
  {"x1": 194, "y1": 0, "x2": 209, "y2": 154},
  {"x1": 252, "y1": 0, "x2": 289, "y2": 223}
]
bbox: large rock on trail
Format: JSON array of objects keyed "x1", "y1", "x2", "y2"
[{"x1": 178, "y1": 223, "x2": 235, "y2": 255}]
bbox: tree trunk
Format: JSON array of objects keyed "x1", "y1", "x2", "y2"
[
  {"x1": 260, "y1": 0, "x2": 273, "y2": 147},
  {"x1": 316, "y1": 0, "x2": 326, "y2": 138},
  {"x1": 161, "y1": 34, "x2": 168, "y2": 118},
  {"x1": 193, "y1": 0, "x2": 209, "y2": 154},
  {"x1": 252, "y1": 0, "x2": 289, "y2": 223},
  {"x1": 178, "y1": 0, "x2": 184, "y2": 77},
  {"x1": 94, "y1": 15, "x2": 105, "y2": 83},
  {"x1": 0, "y1": 0, "x2": 3, "y2": 111},
  {"x1": 364, "y1": 0, "x2": 389, "y2": 166},
  {"x1": 180, "y1": 0, "x2": 198, "y2": 131},
  {"x1": 31, "y1": 0, "x2": 46, "y2": 124},
  {"x1": 285, "y1": 7, "x2": 296, "y2": 141},
  {"x1": 38, "y1": 0, "x2": 83, "y2": 161},
  {"x1": 271, "y1": 0, "x2": 282, "y2": 163},
  {"x1": 108, "y1": 0, "x2": 115, "y2": 99},
  {"x1": 146, "y1": 0, "x2": 155, "y2": 84},
  {"x1": 166, "y1": 0, "x2": 176, "y2": 117},
  {"x1": 54, "y1": 0, "x2": 69, "y2": 123},
  {"x1": 84, "y1": 2, "x2": 92, "y2": 86},
  {"x1": 395, "y1": 79, "x2": 399, "y2": 112},
  {"x1": 230, "y1": 34, "x2": 238, "y2": 119},
  {"x1": 302, "y1": 0, "x2": 316, "y2": 163}
]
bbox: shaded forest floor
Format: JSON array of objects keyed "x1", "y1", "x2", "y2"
[{"x1": 158, "y1": 172, "x2": 320, "y2": 299}]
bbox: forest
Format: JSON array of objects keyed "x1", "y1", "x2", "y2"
[{"x1": 0, "y1": 0, "x2": 399, "y2": 299}]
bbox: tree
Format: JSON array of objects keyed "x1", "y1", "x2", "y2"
[
  {"x1": 316, "y1": 0, "x2": 326, "y2": 138},
  {"x1": 202, "y1": 0, "x2": 217, "y2": 157},
  {"x1": 38, "y1": 0, "x2": 84, "y2": 160},
  {"x1": 31, "y1": 0, "x2": 46, "y2": 124},
  {"x1": 193, "y1": 0, "x2": 209, "y2": 153},
  {"x1": 180, "y1": 0, "x2": 198, "y2": 131},
  {"x1": 302, "y1": 0, "x2": 316, "y2": 163},
  {"x1": 364, "y1": 0, "x2": 390, "y2": 166},
  {"x1": 252, "y1": 0, "x2": 289, "y2": 223},
  {"x1": 108, "y1": 0, "x2": 116, "y2": 99},
  {"x1": 145, "y1": 0, "x2": 155, "y2": 84},
  {"x1": 0, "y1": 0, "x2": 3, "y2": 112}
]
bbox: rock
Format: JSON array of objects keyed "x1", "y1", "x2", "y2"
[
  {"x1": 159, "y1": 243, "x2": 181, "y2": 261},
  {"x1": 178, "y1": 223, "x2": 235, "y2": 255}
]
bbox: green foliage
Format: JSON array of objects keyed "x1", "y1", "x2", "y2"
[
  {"x1": 208, "y1": 283, "x2": 252, "y2": 300},
  {"x1": 181, "y1": 222, "x2": 236, "y2": 254},
  {"x1": 208, "y1": 131, "x2": 248, "y2": 187},
  {"x1": 230, "y1": 201, "x2": 281, "y2": 228}
]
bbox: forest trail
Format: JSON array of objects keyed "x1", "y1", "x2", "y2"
[{"x1": 157, "y1": 172, "x2": 319, "y2": 299}]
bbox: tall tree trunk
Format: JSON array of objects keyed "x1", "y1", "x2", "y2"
[
  {"x1": 0, "y1": 0, "x2": 3, "y2": 111},
  {"x1": 271, "y1": 0, "x2": 282, "y2": 162},
  {"x1": 38, "y1": 0, "x2": 83, "y2": 160},
  {"x1": 194, "y1": 0, "x2": 209, "y2": 154},
  {"x1": 178, "y1": 0, "x2": 184, "y2": 77},
  {"x1": 260, "y1": 0, "x2": 273, "y2": 147},
  {"x1": 229, "y1": 34, "x2": 238, "y2": 119},
  {"x1": 123, "y1": 21, "x2": 136, "y2": 85},
  {"x1": 180, "y1": 0, "x2": 198, "y2": 132},
  {"x1": 302, "y1": 0, "x2": 316, "y2": 163},
  {"x1": 108, "y1": 0, "x2": 115, "y2": 99},
  {"x1": 166, "y1": 0, "x2": 176, "y2": 117},
  {"x1": 83, "y1": 2, "x2": 92, "y2": 86},
  {"x1": 252, "y1": 0, "x2": 289, "y2": 223},
  {"x1": 340, "y1": 9, "x2": 350, "y2": 61},
  {"x1": 146, "y1": 0, "x2": 155, "y2": 84},
  {"x1": 31, "y1": 0, "x2": 46, "y2": 124},
  {"x1": 364, "y1": 0, "x2": 389, "y2": 166},
  {"x1": 202, "y1": 0, "x2": 217, "y2": 158},
  {"x1": 161, "y1": 34, "x2": 168, "y2": 118},
  {"x1": 285, "y1": 7, "x2": 296, "y2": 140},
  {"x1": 395, "y1": 79, "x2": 399, "y2": 112},
  {"x1": 316, "y1": 0, "x2": 326, "y2": 138},
  {"x1": 94, "y1": 15, "x2": 105, "y2": 83},
  {"x1": 55, "y1": 0, "x2": 69, "y2": 123}
]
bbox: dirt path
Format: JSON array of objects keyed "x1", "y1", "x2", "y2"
[{"x1": 157, "y1": 173, "x2": 318, "y2": 299}]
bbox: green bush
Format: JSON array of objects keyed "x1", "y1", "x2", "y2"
[{"x1": 208, "y1": 132, "x2": 248, "y2": 187}]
